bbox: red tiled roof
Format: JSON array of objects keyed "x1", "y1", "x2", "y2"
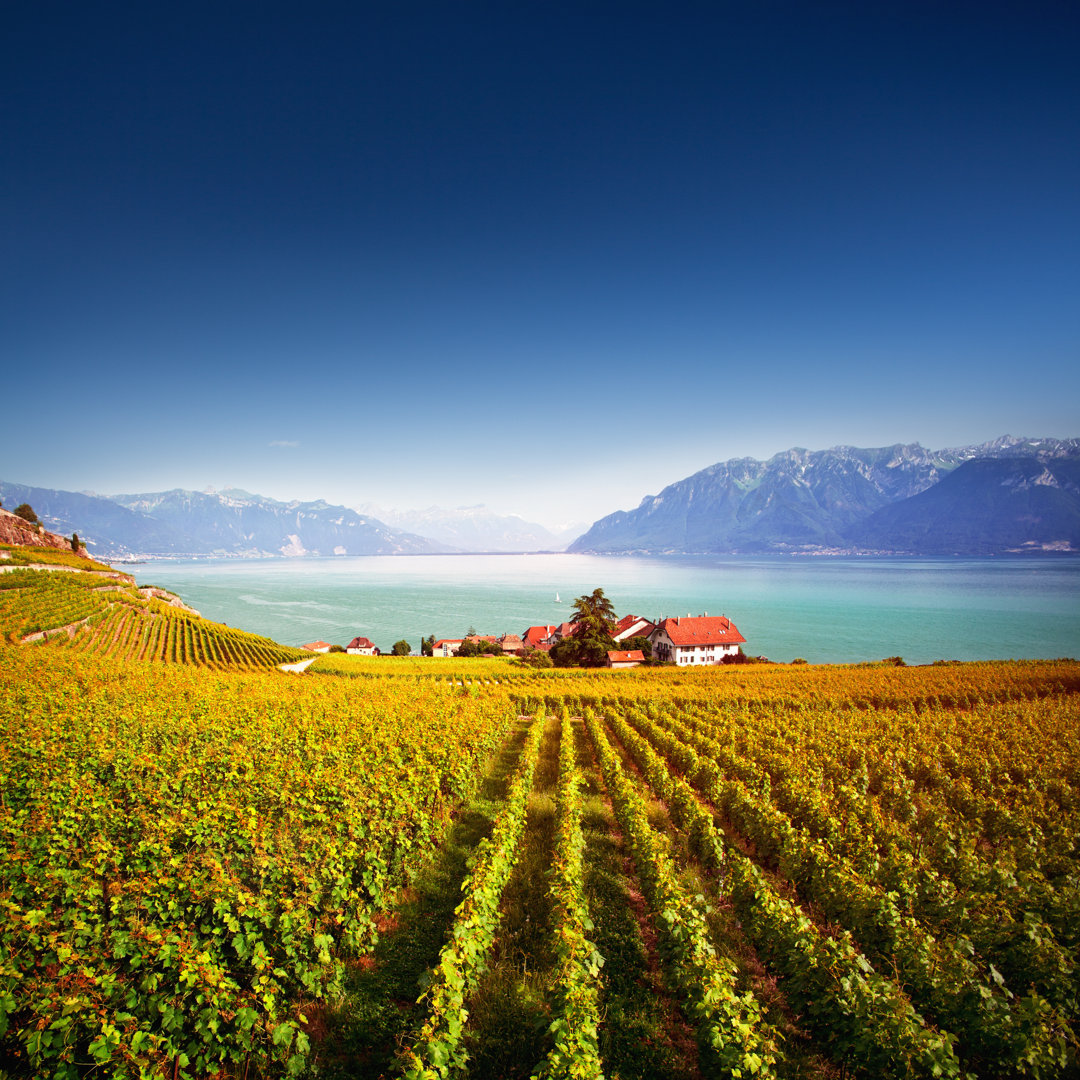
[
  {"x1": 301, "y1": 641, "x2": 332, "y2": 651},
  {"x1": 614, "y1": 615, "x2": 655, "y2": 640},
  {"x1": 347, "y1": 636, "x2": 377, "y2": 650},
  {"x1": 655, "y1": 616, "x2": 745, "y2": 647},
  {"x1": 607, "y1": 649, "x2": 645, "y2": 663},
  {"x1": 433, "y1": 639, "x2": 463, "y2": 648},
  {"x1": 523, "y1": 625, "x2": 556, "y2": 645}
]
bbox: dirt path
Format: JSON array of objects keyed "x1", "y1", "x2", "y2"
[{"x1": 279, "y1": 656, "x2": 317, "y2": 674}]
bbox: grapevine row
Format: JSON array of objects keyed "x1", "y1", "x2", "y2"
[
  {"x1": 602, "y1": 708, "x2": 962, "y2": 1079},
  {"x1": 532, "y1": 710, "x2": 605, "y2": 1080},
  {"x1": 583, "y1": 709, "x2": 779, "y2": 1079},
  {"x1": 400, "y1": 710, "x2": 545, "y2": 1079},
  {"x1": 622, "y1": 706, "x2": 1073, "y2": 1077}
]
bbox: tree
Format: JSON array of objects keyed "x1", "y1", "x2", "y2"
[
  {"x1": 516, "y1": 648, "x2": 553, "y2": 669},
  {"x1": 421, "y1": 634, "x2": 434, "y2": 657},
  {"x1": 456, "y1": 638, "x2": 502, "y2": 657},
  {"x1": 70, "y1": 533, "x2": 81, "y2": 552},
  {"x1": 621, "y1": 634, "x2": 652, "y2": 660},
  {"x1": 13, "y1": 504, "x2": 40, "y2": 526},
  {"x1": 549, "y1": 587, "x2": 617, "y2": 667},
  {"x1": 391, "y1": 639, "x2": 411, "y2": 656},
  {"x1": 571, "y1": 587, "x2": 616, "y2": 632}
]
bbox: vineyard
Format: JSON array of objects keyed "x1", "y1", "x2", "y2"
[
  {"x1": 0, "y1": 567, "x2": 308, "y2": 670},
  {"x1": 1, "y1": 568, "x2": 1078, "y2": 1079}
]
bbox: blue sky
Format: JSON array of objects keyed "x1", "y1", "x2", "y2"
[{"x1": 4, "y1": 2, "x2": 1078, "y2": 529}]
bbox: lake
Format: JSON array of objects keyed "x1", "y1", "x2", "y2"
[{"x1": 127, "y1": 553, "x2": 1080, "y2": 665}]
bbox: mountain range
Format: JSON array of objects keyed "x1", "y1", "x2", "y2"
[
  {"x1": 4, "y1": 435, "x2": 1078, "y2": 558},
  {"x1": 0, "y1": 484, "x2": 449, "y2": 558},
  {"x1": 569, "y1": 436, "x2": 1080, "y2": 555}
]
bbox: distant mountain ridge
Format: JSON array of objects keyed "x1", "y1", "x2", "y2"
[
  {"x1": 570, "y1": 436, "x2": 1080, "y2": 555},
  {"x1": 356, "y1": 503, "x2": 578, "y2": 552},
  {"x1": 0, "y1": 483, "x2": 449, "y2": 558}
]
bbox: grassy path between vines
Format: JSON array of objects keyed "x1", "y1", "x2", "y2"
[
  {"x1": 575, "y1": 719, "x2": 704, "y2": 1080},
  {"x1": 461, "y1": 713, "x2": 561, "y2": 1077},
  {"x1": 313, "y1": 718, "x2": 534, "y2": 1078}
]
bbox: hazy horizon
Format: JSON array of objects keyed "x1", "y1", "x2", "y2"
[
  {"x1": 7, "y1": 431, "x2": 1077, "y2": 537},
  {"x1": 5, "y1": 4, "x2": 1078, "y2": 528}
]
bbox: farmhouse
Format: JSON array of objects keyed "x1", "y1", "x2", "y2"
[
  {"x1": 498, "y1": 633, "x2": 525, "y2": 656},
  {"x1": 607, "y1": 648, "x2": 645, "y2": 668},
  {"x1": 432, "y1": 638, "x2": 464, "y2": 657},
  {"x1": 613, "y1": 614, "x2": 655, "y2": 642},
  {"x1": 300, "y1": 640, "x2": 332, "y2": 653},
  {"x1": 649, "y1": 615, "x2": 745, "y2": 666},
  {"x1": 346, "y1": 636, "x2": 379, "y2": 656}
]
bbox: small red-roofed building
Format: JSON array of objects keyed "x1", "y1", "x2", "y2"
[
  {"x1": 432, "y1": 638, "x2": 464, "y2": 657},
  {"x1": 613, "y1": 614, "x2": 655, "y2": 642},
  {"x1": 523, "y1": 624, "x2": 558, "y2": 648},
  {"x1": 300, "y1": 640, "x2": 333, "y2": 653},
  {"x1": 649, "y1": 614, "x2": 745, "y2": 666},
  {"x1": 551, "y1": 621, "x2": 580, "y2": 641},
  {"x1": 346, "y1": 636, "x2": 379, "y2": 656},
  {"x1": 606, "y1": 649, "x2": 645, "y2": 668},
  {"x1": 498, "y1": 633, "x2": 525, "y2": 656}
]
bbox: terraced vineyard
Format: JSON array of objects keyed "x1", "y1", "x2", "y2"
[
  {"x1": 0, "y1": 567, "x2": 307, "y2": 669},
  {"x1": 1, "y1": 568, "x2": 1078, "y2": 1079}
]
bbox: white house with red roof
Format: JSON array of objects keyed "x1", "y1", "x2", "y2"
[
  {"x1": 300, "y1": 640, "x2": 333, "y2": 653},
  {"x1": 613, "y1": 614, "x2": 655, "y2": 642},
  {"x1": 649, "y1": 614, "x2": 745, "y2": 666},
  {"x1": 346, "y1": 636, "x2": 379, "y2": 656},
  {"x1": 432, "y1": 638, "x2": 464, "y2": 657}
]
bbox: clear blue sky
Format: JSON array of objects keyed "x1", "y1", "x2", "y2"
[{"x1": 4, "y1": 1, "x2": 1078, "y2": 528}]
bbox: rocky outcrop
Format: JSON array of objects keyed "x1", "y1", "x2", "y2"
[{"x1": 0, "y1": 508, "x2": 88, "y2": 557}]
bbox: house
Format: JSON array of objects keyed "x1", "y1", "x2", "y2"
[
  {"x1": 432, "y1": 638, "x2": 464, "y2": 657},
  {"x1": 613, "y1": 614, "x2": 655, "y2": 642},
  {"x1": 346, "y1": 636, "x2": 379, "y2": 656},
  {"x1": 649, "y1": 614, "x2": 745, "y2": 666},
  {"x1": 498, "y1": 633, "x2": 525, "y2": 656},
  {"x1": 523, "y1": 625, "x2": 558, "y2": 648},
  {"x1": 551, "y1": 621, "x2": 580, "y2": 642},
  {"x1": 300, "y1": 640, "x2": 333, "y2": 653},
  {"x1": 606, "y1": 649, "x2": 645, "y2": 668}
]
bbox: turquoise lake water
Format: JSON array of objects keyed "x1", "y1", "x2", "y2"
[{"x1": 128, "y1": 553, "x2": 1080, "y2": 665}]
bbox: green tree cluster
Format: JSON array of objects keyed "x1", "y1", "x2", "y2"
[
  {"x1": 550, "y1": 588, "x2": 617, "y2": 668},
  {"x1": 455, "y1": 637, "x2": 502, "y2": 657}
]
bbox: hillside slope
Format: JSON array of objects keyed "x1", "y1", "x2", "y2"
[
  {"x1": 570, "y1": 436, "x2": 1080, "y2": 554},
  {"x1": 846, "y1": 456, "x2": 1080, "y2": 554}
]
